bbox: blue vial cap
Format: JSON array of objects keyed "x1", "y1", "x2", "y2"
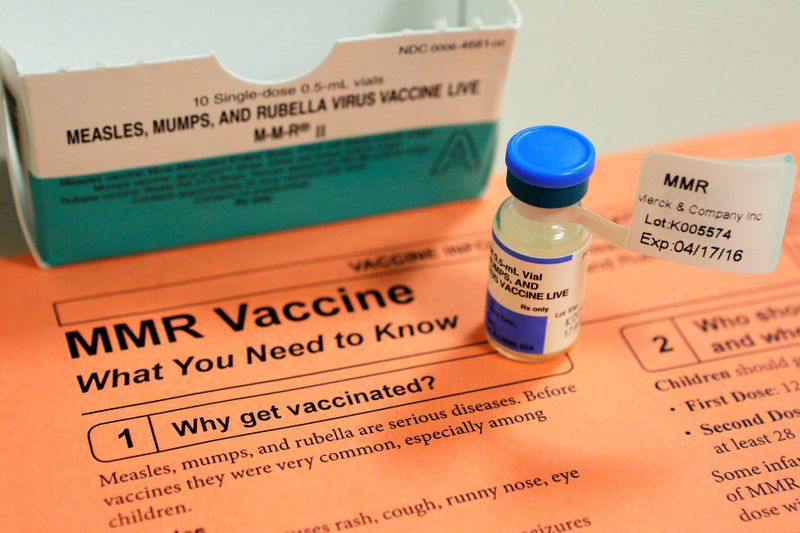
[{"x1": 505, "y1": 125, "x2": 596, "y2": 208}]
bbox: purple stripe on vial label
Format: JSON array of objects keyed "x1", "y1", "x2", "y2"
[{"x1": 485, "y1": 292, "x2": 547, "y2": 354}]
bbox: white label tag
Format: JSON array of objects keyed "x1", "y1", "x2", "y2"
[{"x1": 624, "y1": 152, "x2": 796, "y2": 273}]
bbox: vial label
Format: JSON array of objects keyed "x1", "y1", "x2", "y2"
[{"x1": 485, "y1": 231, "x2": 590, "y2": 355}]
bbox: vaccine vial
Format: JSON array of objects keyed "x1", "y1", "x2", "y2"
[{"x1": 485, "y1": 126, "x2": 594, "y2": 362}]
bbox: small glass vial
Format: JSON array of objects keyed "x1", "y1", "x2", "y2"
[{"x1": 485, "y1": 126, "x2": 594, "y2": 362}]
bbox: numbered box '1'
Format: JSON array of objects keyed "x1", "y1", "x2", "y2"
[
  {"x1": 88, "y1": 416, "x2": 159, "y2": 462},
  {"x1": 621, "y1": 319, "x2": 699, "y2": 372}
]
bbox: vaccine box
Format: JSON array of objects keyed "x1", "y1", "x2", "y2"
[{"x1": 0, "y1": 0, "x2": 519, "y2": 267}]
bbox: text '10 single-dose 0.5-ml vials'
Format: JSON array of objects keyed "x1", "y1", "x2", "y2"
[{"x1": 485, "y1": 126, "x2": 594, "y2": 362}]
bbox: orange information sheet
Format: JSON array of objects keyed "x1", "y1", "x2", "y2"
[{"x1": 2, "y1": 124, "x2": 800, "y2": 532}]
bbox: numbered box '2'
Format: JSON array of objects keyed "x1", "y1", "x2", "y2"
[{"x1": 621, "y1": 319, "x2": 699, "y2": 371}]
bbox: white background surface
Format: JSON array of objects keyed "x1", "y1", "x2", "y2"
[{"x1": 2, "y1": 1, "x2": 799, "y2": 257}]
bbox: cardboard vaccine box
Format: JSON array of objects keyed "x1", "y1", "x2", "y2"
[{"x1": 0, "y1": 0, "x2": 519, "y2": 266}]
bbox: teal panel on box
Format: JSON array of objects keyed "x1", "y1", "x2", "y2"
[{"x1": 30, "y1": 122, "x2": 496, "y2": 265}]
